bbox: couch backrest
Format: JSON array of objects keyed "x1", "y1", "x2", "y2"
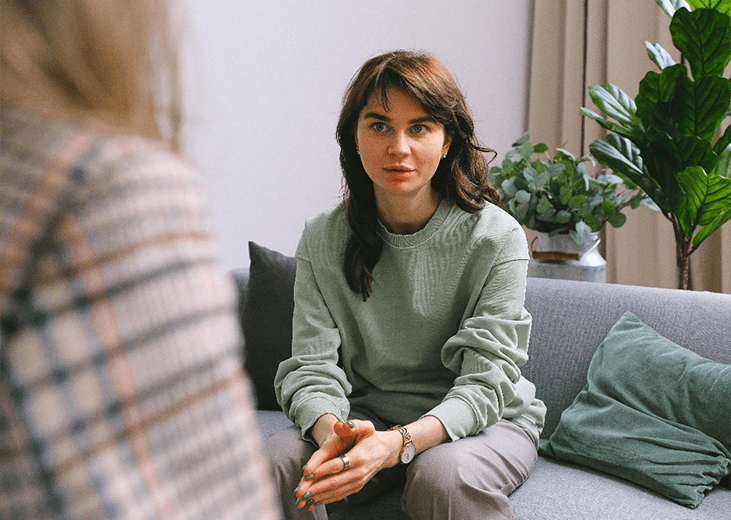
[
  {"x1": 232, "y1": 266, "x2": 731, "y2": 440},
  {"x1": 523, "y1": 277, "x2": 731, "y2": 438}
]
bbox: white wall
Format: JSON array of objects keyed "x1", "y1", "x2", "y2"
[{"x1": 182, "y1": 1, "x2": 534, "y2": 271}]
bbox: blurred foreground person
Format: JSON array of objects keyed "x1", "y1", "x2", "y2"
[{"x1": 0, "y1": 1, "x2": 281, "y2": 518}]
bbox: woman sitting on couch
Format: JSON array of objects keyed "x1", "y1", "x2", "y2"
[{"x1": 267, "y1": 50, "x2": 546, "y2": 520}]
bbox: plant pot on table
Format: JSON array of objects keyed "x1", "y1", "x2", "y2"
[{"x1": 528, "y1": 232, "x2": 606, "y2": 283}]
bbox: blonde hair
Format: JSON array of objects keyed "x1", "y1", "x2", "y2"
[{"x1": 0, "y1": 0, "x2": 182, "y2": 149}]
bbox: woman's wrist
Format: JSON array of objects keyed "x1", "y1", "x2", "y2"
[
  {"x1": 310, "y1": 413, "x2": 340, "y2": 447},
  {"x1": 384, "y1": 429, "x2": 405, "y2": 468}
]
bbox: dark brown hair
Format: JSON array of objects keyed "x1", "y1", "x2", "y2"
[{"x1": 337, "y1": 50, "x2": 501, "y2": 301}]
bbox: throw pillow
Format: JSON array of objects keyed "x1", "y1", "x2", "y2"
[
  {"x1": 242, "y1": 242, "x2": 297, "y2": 410},
  {"x1": 539, "y1": 311, "x2": 731, "y2": 508}
]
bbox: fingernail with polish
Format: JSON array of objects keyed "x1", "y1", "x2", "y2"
[
  {"x1": 306, "y1": 499, "x2": 315, "y2": 506},
  {"x1": 303, "y1": 492, "x2": 311, "y2": 500},
  {"x1": 294, "y1": 486, "x2": 299, "y2": 495},
  {"x1": 347, "y1": 421, "x2": 355, "y2": 428},
  {"x1": 305, "y1": 473, "x2": 315, "y2": 481}
]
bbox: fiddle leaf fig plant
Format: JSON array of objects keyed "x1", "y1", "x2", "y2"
[
  {"x1": 489, "y1": 132, "x2": 651, "y2": 245},
  {"x1": 581, "y1": 0, "x2": 731, "y2": 289}
]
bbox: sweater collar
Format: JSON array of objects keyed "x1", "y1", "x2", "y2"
[{"x1": 377, "y1": 200, "x2": 453, "y2": 248}]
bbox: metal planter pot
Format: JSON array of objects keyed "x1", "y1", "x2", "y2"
[{"x1": 528, "y1": 232, "x2": 607, "y2": 283}]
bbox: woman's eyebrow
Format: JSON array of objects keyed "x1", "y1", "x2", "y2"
[
  {"x1": 362, "y1": 112, "x2": 390, "y2": 121},
  {"x1": 409, "y1": 116, "x2": 436, "y2": 124},
  {"x1": 362, "y1": 113, "x2": 435, "y2": 125}
]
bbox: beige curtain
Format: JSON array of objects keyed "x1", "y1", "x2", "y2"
[{"x1": 527, "y1": 0, "x2": 731, "y2": 293}]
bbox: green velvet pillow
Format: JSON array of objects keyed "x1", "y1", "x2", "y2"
[{"x1": 539, "y1": 312, "x2": 731, "y2": 508}]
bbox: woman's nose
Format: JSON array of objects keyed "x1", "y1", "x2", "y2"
[{"x1": 388, "y1": 132, "x2": 410, "y2": 156}]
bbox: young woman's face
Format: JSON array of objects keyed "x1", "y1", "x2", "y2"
[{"x1": 355, "y1": 87, "x2": 451, "y2": 206}]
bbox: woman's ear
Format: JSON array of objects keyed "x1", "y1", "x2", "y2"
[{"x1": 442, "y1": 134, "x2": 452, "y2": 156}]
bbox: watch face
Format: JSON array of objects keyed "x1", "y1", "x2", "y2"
[{"x1": 401, "y1": 443, "x2": 416, "y2": 464}]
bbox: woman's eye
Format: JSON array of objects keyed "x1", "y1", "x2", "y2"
[
  {"x1": 412, "y1": 124, "x2": 427, "y2": 134},
  {"x1": 371, "y1": 122, "x2": 387, "y2": 132}
]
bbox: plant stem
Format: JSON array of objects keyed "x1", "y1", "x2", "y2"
[{"x1": 673, "y1": 220, "x2": 692, "y2": 290}]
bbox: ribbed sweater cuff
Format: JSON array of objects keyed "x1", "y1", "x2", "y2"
[
  {"x1": 425, "y1": 398, "x2": 485, "y2": 441},
  {"x1": 294, "y1": 396, "x2": 348, "y2": 443}
]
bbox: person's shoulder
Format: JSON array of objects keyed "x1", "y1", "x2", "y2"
[
  {"x1": 477, "y1": 203, "x2": 523, "y2": 231},
  {"x1": 303, "y1": 204, "x2": 348, "y2": 236},
  {"x1": 88, "y1": 132, "x2": 195, "y2": 182},
  {"x1": 454, "y1": 203, "x2": 528, "y2": 259},
  {"x1": 3, "y1": 109, "x2": 193, "y2": 182},
  {"x1": 452, "y1": 202, "x2": 523, "y2": 237}
]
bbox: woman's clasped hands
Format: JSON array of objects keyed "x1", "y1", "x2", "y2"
[{"x1": 294, "y1": 418, "x2": 402, "y2": 511}]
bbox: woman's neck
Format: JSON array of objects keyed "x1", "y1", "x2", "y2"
[{"x1": 376, "y1": 189, "x2": 442, "y2": 235}]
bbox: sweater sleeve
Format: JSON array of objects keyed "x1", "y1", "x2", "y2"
[
  {"x1": 274, "y1": 230, "x2": 352, "y2": 441},
  {"x1": 427, "y1": 230, "x2": 534, "y2": 440}
]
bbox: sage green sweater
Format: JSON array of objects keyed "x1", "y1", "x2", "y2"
[{"x1": 274, "y1": 201, "x2": 546, "y2": 445}]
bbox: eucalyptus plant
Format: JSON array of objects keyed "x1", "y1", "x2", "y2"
[
  {"x1": 581, "y1": 0, "x2": 731, "y2": 289},
  {"x1": 489, "y1": 132, "x2": 650, "y2": 245}
]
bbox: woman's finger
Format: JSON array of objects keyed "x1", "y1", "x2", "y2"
[
  {"x1": 295, "y1": 446, "x2": 357, "y2": 500},
  {"x1": 301, "y1": 469, "x2": 367, "y2": 508}
]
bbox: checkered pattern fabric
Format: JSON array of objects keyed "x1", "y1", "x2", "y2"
[{"x1": 0, "y1": 109, "x2": 281, "y2": 519}]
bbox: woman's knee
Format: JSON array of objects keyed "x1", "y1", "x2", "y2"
[
  {"x1": 265, "y1": 426, "x2": 314, "y2": 482},
  {"x1": 404, "y1": 443, "x2": 459, "y2": 500}
]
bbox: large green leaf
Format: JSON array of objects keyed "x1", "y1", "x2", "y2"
[
  {"x1": 636, "y1": 65, "x2": 687, "y2": 134},
  {"x1": 676, "y1": 165, "x2": 731, "y2": 236},
  {"x1": 580, "y1": 107, "x2": 637, "y2": 139},
  {"x1": 644, "y1": 135, "x2": 718, "y2": 203},
  {"x1": 672, "y1": 75, "x2": 731, "y2": 139},
  {"x1": 671, "y1": 135, "x2": 719, "y2": 173},
  {"x1": 697, "y1": 172, "x2": 731, "y2": 224},
  {"x1": 718, "y1": 143, "x2": 731, "y2": 178},
  {"x1": 586, "y1": 83, "x2": 643, "y2": 138},
  {"x1": 687, "y1": 0, "x2": 731, "y2": 17},
  {"x1": 714, "y1": 123, "x2": 731, "y2": 156},
  {"x1": 671, "y1": 7, "x2": 731, "y2": 79},
  {"x1": 657, "y1": 0, "x2": 692, "y2": 17},
  {"x1": 589, "y1": 136, "x2": 671, "y2": 212},
  {"x1": 645, "y1": 41, "x2": 677, "y2": 69},
  {"x1": 693, "y1": 209, "x2": 731, "y2": 247}
]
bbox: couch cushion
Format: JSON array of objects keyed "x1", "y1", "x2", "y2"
[
  {"x1": 511, "y1": 455, "x2": 731, "y2": 520},
  {"x1": 242, "y1": 242, "x2": 297, "y2": 410},
  {"x1": 539, "y1": 312, "x2": 731, "y2": 508}
]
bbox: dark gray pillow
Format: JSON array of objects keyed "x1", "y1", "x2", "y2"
[{"x1": 242, "y1": 242, "x2": 296, "y2": 410}]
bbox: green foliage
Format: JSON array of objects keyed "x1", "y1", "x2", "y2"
[
  {"x1": 489, "y1": 132, "x2": 651, "y2": 244},
  {"x1": 581, "y1": 2, "x2": 731, "y2": 288}
]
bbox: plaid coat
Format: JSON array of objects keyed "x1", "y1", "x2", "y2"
[{"x1": 0, "y1": 109, "x2": 280, "y2": 519}]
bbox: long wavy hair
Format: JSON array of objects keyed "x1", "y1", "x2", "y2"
[
  {"x1": 336, "y1": 50, "x2": 502, "y2": 301},
  {"x1": 0, "y1": 0, "x2": 182, "y2": 150}
]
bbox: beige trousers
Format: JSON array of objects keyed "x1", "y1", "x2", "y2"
[{"x1": 265, "y1": 410, "x2": 537, "y2": 520}]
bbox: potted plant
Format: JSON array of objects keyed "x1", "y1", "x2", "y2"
[
  {"x1": 580, "y1": 0, "x2": 731, "y2": 290},
  {"x1": 489, "y1": 132, "x2": 652, "y2": 281}
]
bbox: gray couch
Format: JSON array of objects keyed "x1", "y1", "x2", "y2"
[{"x1": 233, "y1": 257, "x2": 731, "y2": 520}]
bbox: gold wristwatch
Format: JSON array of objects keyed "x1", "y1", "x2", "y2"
[{"x1": 388, "y1": 425, "x2": 415, "y2": 464}]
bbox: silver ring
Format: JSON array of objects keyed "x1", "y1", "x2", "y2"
[{"x1": 340, "y1": 455, "x2": 350, "y2": 471}]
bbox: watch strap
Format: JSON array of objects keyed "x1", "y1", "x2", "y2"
[{"x1": 388, "y1": 425, "x2": 414, "y2": 464}]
